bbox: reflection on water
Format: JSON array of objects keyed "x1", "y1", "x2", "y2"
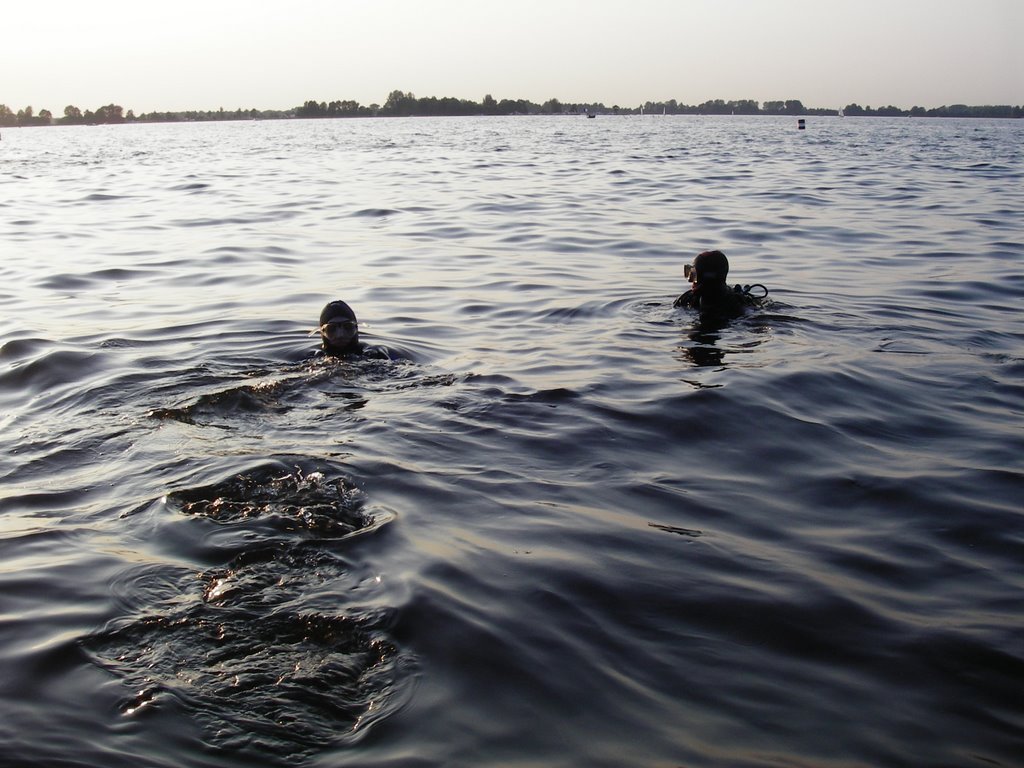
[
  {"x1": 1, "y1": 116, "x2": 1023, "y2": 768},
  {"x1": 86, "y1": 464, "x2": 404, "y2": 759},
  {"x1": 675, "y1": 303, "x2": 785, "y2": 374},
  {"x1": 679, "y1": 328, "x2": 729, "y2": 370}
]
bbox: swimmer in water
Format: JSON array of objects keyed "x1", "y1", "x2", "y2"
[
  {"x1": 314, "y1": 300, "x2": 396, "y2": 359},
  {"x1": 673, "y1": 250, "x2": 766, "y2": 321},
  {"x1": 316, "y1": 300, "x2": 363, "y2": 355}
]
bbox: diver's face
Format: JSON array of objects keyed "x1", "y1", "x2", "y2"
[
  {"x1": 321, "y1": 319, "x2": 358, "y2": 348},
  {"x1": 684, "y1": 263, "x2": 699, "y2": 284}
]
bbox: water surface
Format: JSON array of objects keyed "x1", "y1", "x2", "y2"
[{"x1": 1, "y1": 115, "x2": 1022, "y2": 767}]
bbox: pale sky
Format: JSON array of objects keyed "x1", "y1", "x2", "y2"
[{"x1": 4, "y1": 0, "x2": 1022, "y2": 114}]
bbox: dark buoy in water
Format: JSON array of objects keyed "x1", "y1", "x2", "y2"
[{"x1": 797, "y1": 118, "x2": 806, "y2": 130}]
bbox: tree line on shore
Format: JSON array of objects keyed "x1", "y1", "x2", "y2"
[{"x1": 2, "y1": 90, "x2": 1021, "y2": 127}]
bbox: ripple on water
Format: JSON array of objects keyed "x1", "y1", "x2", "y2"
[
  {"x1": 0, "y1": 347, "x2": 103, "y2": 397},
  {"x1": 3, "y1": 116, "x2": 1023, "y2": 768},
  {"x1": 84, "y1": 463, "x2": 406, "y2": 758}
]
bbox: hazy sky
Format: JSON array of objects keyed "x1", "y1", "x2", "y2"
[{"x1": 5, "y1": 0, "x2": 1022, "y2": 113}]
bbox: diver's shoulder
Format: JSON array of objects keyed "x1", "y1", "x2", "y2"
[
  {"x1": 361, "y1": 344, "x2": 398, "y2": 360},
  {"x1": 673, "y1": 290, "x2": 695, "y2": 308},
  {"x1": 313, "y1": 343, "x2": 397, "y2": 361}
]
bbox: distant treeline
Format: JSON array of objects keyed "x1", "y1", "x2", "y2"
[{"x1": 2, "y1": 90, "x2": 1021, "y2": 127}]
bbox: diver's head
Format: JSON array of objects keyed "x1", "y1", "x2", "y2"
[
  {"x1": 685, "y1": 250, "x2": 730, "y2": 287},
  {"x1": 318, "y1": 300, "x2": 360, "y2": 354}
]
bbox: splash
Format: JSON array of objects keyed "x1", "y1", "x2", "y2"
[{"x1": 85, "y1": 465, "x2": 404, "y2": 760}]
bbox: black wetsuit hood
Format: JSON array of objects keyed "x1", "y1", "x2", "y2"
[{"x1": 319, "y1": 300, "x2": 361, "y2": 355}]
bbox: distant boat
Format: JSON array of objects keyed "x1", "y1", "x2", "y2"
[{"x1": 587, "y1": 112, "x2": 596, "y2": 118}]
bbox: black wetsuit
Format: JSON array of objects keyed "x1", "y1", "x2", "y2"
[
  {"x1": 319, "y1": 342, "x2": 395, "y2": 360},
  {"x1": 673, "y1": 282, "x2": 749, "y2": 320}
]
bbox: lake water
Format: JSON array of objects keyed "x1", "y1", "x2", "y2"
[{"x1": 1, "y1": 115, "x2": 1022, "y2": 768}]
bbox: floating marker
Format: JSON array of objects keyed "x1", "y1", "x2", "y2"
[{"x1": 798, "y1": 118, "x2": 806, "y2": 130}]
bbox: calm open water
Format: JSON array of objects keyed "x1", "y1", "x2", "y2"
[{"x1": 1, "y1": 115, "x2": 1022, "y2": 768}]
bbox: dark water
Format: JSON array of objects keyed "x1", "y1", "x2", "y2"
[{"x1": 1, "y1": 115, "x2": 1022, "y2": 768}]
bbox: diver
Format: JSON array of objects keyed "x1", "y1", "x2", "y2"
[
  {"x1": 673, "y1": 250, "x2": 767, "y2": 321},
  {"x1": 314, "y1": 300, "x2": 394, "y2": 359}
]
